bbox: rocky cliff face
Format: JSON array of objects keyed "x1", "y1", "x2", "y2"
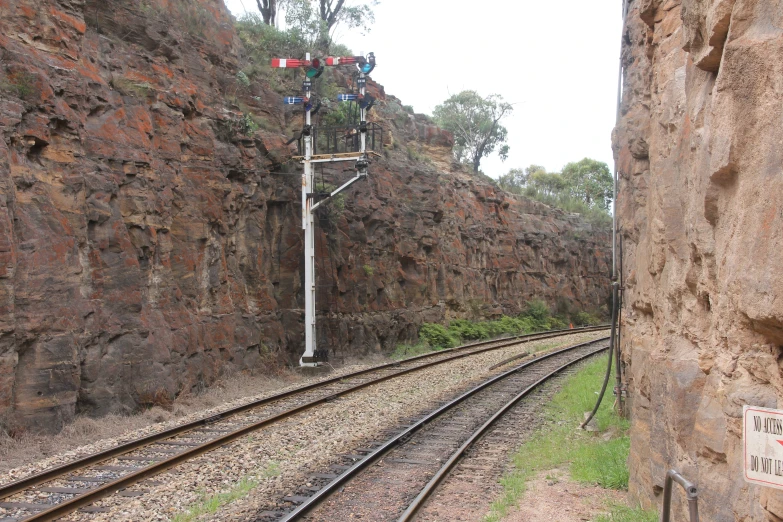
[
  {"x1": 616, "y1": 0, "x2": 783, "y2": 519},
  {"x1": 0, "y1": 0, "x2": 611, "y2": 433}
]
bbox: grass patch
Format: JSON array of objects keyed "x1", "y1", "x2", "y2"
[
  {"x1": 596, "y1": 503, "x2": 658, "y2": 522},
  {"x1": 262, "y1": 461, "x2": 281, "y2": 478},
  {"x1": 172, "y1": 476, "x2": 258, "y2": 522},
  {"x1": 390, "y1": 341, "x2": 435, "y2": 361},
  {"x1": 483, "y1": 357, "x2": 638, "y2": 522}
]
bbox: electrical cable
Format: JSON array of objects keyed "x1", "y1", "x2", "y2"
[
  {"x1": 581, "y1": 0, "x2": 629, "y2": 429},
  {"x1": 580, "y1": 283, "x2": 618, "y2": 429}
]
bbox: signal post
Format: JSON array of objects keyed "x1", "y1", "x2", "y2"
[{"x1": 272, "y1": 52, "x2": 377, "y2": 367}]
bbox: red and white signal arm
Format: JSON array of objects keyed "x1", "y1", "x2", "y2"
[
  {"x1": 744, "y1": 405, "x2": 783, "y2": 490},
  {"x1": 271, "y1": 58, "x2": 309, "y2": 68}
]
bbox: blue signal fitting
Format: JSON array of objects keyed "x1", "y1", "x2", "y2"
[
  {"x1": 337, "y1": 94, "x2": 358, "y2": 102},
  {"x1": 284, "y1": 96, "x2": 304, "y2": 105}
]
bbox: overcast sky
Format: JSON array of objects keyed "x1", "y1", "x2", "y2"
[{"x1": 223, "y1": 0, "x2": 623, "y2": 178}]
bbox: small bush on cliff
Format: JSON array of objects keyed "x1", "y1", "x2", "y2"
[
  {"x1": 418, "y1": 323, "x2": 459, "y2": 349},
  {"x1": 240, "y1": 113, "x2": 260, "y2": 135},
  {"x1": 0, "y1": 70, "x2": 38, "y2": 101},
  {"x1": 178, "y1": 3, "x2": 210, "y2": 37},
  {"x1": 110, "y1": 77, "x2": 152, "y2": 98},
  {"x1": 236, "y1": 71, "x2": 251, "y2": 88},
  {"x1": 215, "y1": 112, "x2": 264, "y2": 142}
]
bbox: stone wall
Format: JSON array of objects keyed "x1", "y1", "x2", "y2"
[
  {"x1": 0, "y1": 0, "x2": 611, "y2": 432},
  {"x1": 616, "y1": 0, "x2": 783, "y2": 520}
]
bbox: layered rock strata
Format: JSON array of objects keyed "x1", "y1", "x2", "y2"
[
  {"x1": 0, "y1": 0, "x2": 610, "y2": 432},
  {"x1": 616, "y1": 0, "x2": 783, "y2": 520}
]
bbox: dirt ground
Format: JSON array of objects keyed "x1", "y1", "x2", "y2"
[{"x1": 502, "y1": 468, "x2": 626, "y2": 522}]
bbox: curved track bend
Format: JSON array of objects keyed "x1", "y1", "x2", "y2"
[
  {"x1": 266, "y1": 337, "x2": 609, "y2": 521},
  {"x1": 0, "y1": 326, "x2": 607, "y2": 521}
]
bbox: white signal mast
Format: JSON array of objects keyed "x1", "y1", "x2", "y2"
[{"x1": 271, "y1": 52, "x2": 377, "y2": 367}]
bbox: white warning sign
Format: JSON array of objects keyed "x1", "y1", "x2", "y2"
[{"x1": 744, "y1": 405, "x2": 783, "y2": 490}]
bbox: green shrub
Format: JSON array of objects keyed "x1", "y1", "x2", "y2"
[
  {"x1": 241, "y1": 113, "x2": 259, "y2": 135},
  {"x1": 448, "y1": 319, "x2": 490, "y2": 341},
  {"x1": 320, "y1": 101, "x2": 352, "y2": 127},
  {"x1": 406, "y1": 145, "x2": 422, "y2": 161},
  {"x1": 519, "y1": 186, "x2": 612, "y2": 227},
  {"x1": 419, "y1": 323, "x2": 459, "y2": 349},
  {"x1": 236, "y1": 71, "x2": 251, "y2": 88},
  {"x1": 573, "y1": 310, "x2": 600, "y2": 326},
  {"x1": 525, "y1": 299, "x2": 550, "y2": 322},
  {"x1": 492, "y1": 315, "x2": 530, "y2": 335},
  {"x1": 549, "y1": 315, "x2": 568, "y2": 330},
  {"x1": 419, "y1": 301, "x2": 596, "y2": 352}
]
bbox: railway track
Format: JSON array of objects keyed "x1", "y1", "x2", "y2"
[
  {"x1": 269, "y1": 337, "x2": 609, "y2": 522},
  {"x1": 0, "y1": 326, "x2": 607, "y2": 522}
]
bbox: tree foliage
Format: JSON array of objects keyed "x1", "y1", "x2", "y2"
[
  {"x1": 255, "y1": 0, "x2": 377, "y2": 49},
  {"x1": 255, "y1": 0, "x2": 278, "y2": 25},
  {"x1": 433, "y1": 91, "x2": 513, "y2": 173},
  {"x1": 319, "y1": 0, "x2": 377, "y2": 33},
  {"x1": 561, "y1": 158, "x2": 613, "y2": 211},
  {"x1": 497, "y1": 160, "x2": 613, "y2": 226}
]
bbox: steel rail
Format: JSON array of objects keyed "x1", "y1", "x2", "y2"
[
  {"x1": 279, "y1": 337, "x2": 609, "y2": 522},
  {"x1": 0, "y1": 325, "x2": 605, "y2": 501},
  {"x1": 0, "y1": 327, "x2": 607, "y2": 520},
  {"x1": 397, "y1": 344, "x2": 606, "y2": 521}
]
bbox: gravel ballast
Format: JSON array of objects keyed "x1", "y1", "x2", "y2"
[{"x1": 1, "y1": 331, "x2": 606, "y2": 521}]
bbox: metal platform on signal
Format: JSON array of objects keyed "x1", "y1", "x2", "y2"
[{"x1": 292, "y1": 150, "x2": 382, "y2": 163}]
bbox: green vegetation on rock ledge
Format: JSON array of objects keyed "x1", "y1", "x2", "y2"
[
  {"x1": 392, "y1": 300, "x2": 602, "y2": 359},
  {"x1": 497, "y1": 160, "x2": 613, "y2": 227}
]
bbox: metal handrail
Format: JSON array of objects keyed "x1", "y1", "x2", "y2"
[
  {"x1": 299, "y1": 122, "x2": 383, "y2": 156},
  {"x1": 661, "y1": 469, "x2": 699, "y2": 522}
]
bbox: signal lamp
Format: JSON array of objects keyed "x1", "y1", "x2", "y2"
[
  {"x1": 306, "y1": 58, "x2": 324, "y2": 78},
  {"x1": 358, "y1": 52, "x2": 376, "y2": 74},
  {"x1": 359, "y1": 94, "x2": 375, "y2": 111}
]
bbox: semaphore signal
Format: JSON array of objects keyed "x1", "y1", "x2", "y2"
[{"x1": 272, "y1": 51, "x2": 379, "y2": 367}]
